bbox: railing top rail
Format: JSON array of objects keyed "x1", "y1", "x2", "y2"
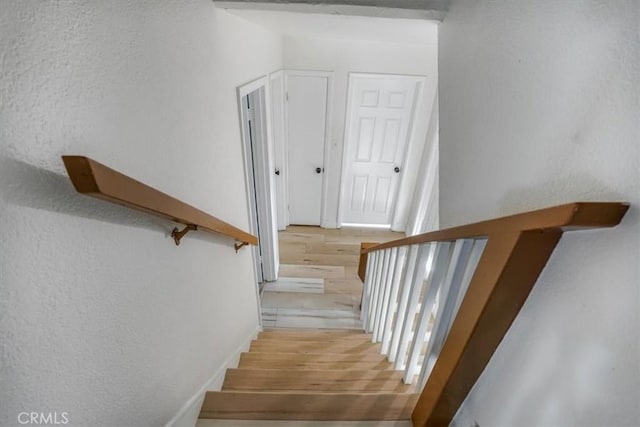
[
  {"x1": 363, "y1": 202, "x2": 628, "y2": 254},
  {"x1": 62, "y1": 156, "x2": 258, "y2": 248}
]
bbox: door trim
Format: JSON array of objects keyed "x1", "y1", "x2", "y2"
[
  {"x1": 237, "y1": 75, "x2": 280, "y2": 286},
  {"x1": 284, "y1": 69, "x2": 334, "y2": 228},
  {"x1": 337, "y1": 72, "x2": 426, "y2": 228},
  {"x1": 269, "y1": 70, "x2": 289, "y2": 230}
]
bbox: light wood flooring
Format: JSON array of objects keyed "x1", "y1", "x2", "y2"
[{"x1": 262, "y1": 226, "x2": 403, "y2": 329}]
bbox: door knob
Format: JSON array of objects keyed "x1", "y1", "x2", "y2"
[
  {"x1": 315, "y1": 167, "x2": 322, "y2": 174},
  {"x1": 275, "y1": 169, "x2": 280, "y2": 176},
  {"x1": 394, "y1": 166, "x2": 400, "y2": 173}
]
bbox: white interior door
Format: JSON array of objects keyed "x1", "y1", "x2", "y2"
[
  {"x1": 286, "y1": 71, "x2": 330, "y2": 226},
  {"x1": 340, "y1": 74, "x2": 420, "y2": 226}
]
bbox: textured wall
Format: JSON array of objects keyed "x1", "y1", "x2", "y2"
[
  {"x1": 438, "y1": 1, "x2": 639, "y2": 426},
  {"x1": 0, "y1": 1, "x2": 281, "y2": 426},
  {"x1": 283, "y1": 35, "x2": 438, "y2": 230}
]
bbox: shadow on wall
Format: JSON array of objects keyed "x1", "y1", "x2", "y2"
[
  {"x1": 0, "y1": 155, "x2": 248, "y2": 249},
  {"x1": 0, "y1": 155, "x2": 172, "y2": 234}
]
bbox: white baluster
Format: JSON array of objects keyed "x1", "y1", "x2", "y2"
[
  {"x1": 360, "y1": 251, "x2": 376, "y2": 322},
  {"x1": 448, "y1": 239, "x2": 487, "y2": 335},
  {"x1": 374, "y1": 247, "x2": 398, "y2": 342},
  {"x1": 417, "y1": 238, "x2": 487, "y2": 390},
  {"x1": 393, "y1": 243, "x2": 434, "y2": 370},
  {"x1": 362, "y1": 251, "x2": 379, "y2": 328},
  {"x1": 381, "y1": 246, "x2": 408, "y2": 355},
  {"x1": 403, "y1": 241, "x2": 454, "y2": 383},
  {"x1": 388, "y1": 245, "x2": 419, "y2": 363},
  {"x1": 371, "y1": 249, "x2": 392, "y2": 336},
  {"x1": 366, "y1": 250, "x2": 387, "y2": 333}
]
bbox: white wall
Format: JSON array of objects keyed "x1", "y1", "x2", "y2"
[
  {"x1": 283, "y1": 36, "x2": 438, "y2": 230},
  {"x1": 438, "y1": 1, "x2": 640, "y2": 426},
  {"x1": 0, "y1": 2, "x2": 281, "y2": 426}
]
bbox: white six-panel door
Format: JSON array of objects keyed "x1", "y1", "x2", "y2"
[
  {"x1": 340, "y1": 74, "x2": 420, "y2": 226},
  {"x1": 286, "y1": 71, "x2": 331, "y2": 226}
]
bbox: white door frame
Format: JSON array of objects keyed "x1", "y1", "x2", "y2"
[
  {"x1": 406, "y1": 92, "x2": 439, "y2": 236},
  {"x1": 269, "y1": 70, "x2": 289, "y2": 230},
  {"x1": 237, "y1": 76, "x2": 280, "y2": 284},
  {"x1": 337, "y1": 72, "x2": 426, "y2": 228},
  {"x1": 284, "y1": 69, "x2": 334, "y2": 228}
]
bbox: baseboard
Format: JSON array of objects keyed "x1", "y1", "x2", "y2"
[
  {"x1": 391, "y1": 220, "x2": 407, "y2": 233},
  {"x1": 321, "y1": 220, "x2": 338, "y2": 229},
  {"x1": 164, "y1": 325, "x2": 262, "y2": 427}
]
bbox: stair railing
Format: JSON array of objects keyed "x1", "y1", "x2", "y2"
[
  {"x1": 358, "y1": 202, "x2": 628, "y2": 427},
  {"x1": 62, "y1": 156, "x2": 257, "y2": 250}
]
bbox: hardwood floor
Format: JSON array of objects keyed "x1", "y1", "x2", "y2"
[
  {"x1": 262, "y1": 226, "x2": 404, "y2": 329},
  {"x1": 279, "y1": 226, "x2": 403, "y2": 297}
]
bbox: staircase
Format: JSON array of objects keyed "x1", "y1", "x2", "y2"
[
  {"x1": 199, "y1": 329, "x2": 418, "y2": 421},
  {"x1": 197, "y1": 204, "x2": 628, "y2": 425}
]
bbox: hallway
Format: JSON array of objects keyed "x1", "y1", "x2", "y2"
[{"x1": 261, "y1": 226, "x2": 403, "y2": 329}]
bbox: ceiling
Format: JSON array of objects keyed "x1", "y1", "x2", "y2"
[
  {"x1": 215, "y1": 0, "x2": 448, "y2": 21},
  {"x1": 224, "y1": 9, "x2": 439, "y2": 44}
]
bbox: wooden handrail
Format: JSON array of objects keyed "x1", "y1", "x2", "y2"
[
  {"x1": 62, "y1": 156, "x2": 258, "y2": 249},
  {"x1": 362, "y1": 202, "x2": 628, "y2": 255},
  {"x1": 355, "y1": 202, "x2": 628, "y2": 427}
]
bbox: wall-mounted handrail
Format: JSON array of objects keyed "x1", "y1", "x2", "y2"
[
  {"x1": 62, "y1": 156, "x2": 258, "y2": 249},
  {"x1": 356, "y1": 202, "x2": 628, "y2": 427}
]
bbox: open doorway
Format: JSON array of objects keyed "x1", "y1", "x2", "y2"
[{"x1": 238, "y1": 77, "x2": 280, "y2": 284}]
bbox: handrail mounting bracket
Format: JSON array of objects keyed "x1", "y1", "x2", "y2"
[
  {"x1": 172, "y1": 225, "x2": 197, "y2": 246},
  {"x1": 234, "y1": 241, "x2": 249, "y2": 253}
]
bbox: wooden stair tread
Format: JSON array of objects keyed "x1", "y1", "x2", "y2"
[
  {"x1": 258, "y1": 330, "x2": 370, "y2": 340},
  {"x1": 241, "y1": 352, "x2": 386, "y2": 361},
  {"x1": 250, "y1": 340, "x2": 381, "y2": 354},
  {"x1": 200, "y1": 391, "x2": 418, "y2": 420},
  {"x1": 223, "y1": 368, "x2": 412, "y2": 392},
  {"x1": 239, "y1": 352, "x2": 392, "y2": 370},
  {"x1": 257, "y1": 334, "x2": 372, "y2": 343},
  {"x1": 257, "y1": 330, "x2": 370, "y2": 336}
]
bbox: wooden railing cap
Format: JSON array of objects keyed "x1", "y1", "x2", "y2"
[{"x1": 363, "y1": 202, "x2": 629, "y2": 254}]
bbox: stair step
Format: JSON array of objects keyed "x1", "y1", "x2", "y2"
[
  {"x1": 200, "y1": 391, "x2": 418, "y2": 420},
  {"x1": 222, "y1": 369, "x2": 412, "y2": 392},
  {"x1": 238, "y1": 352, "x2": 392, "y2": 370},
  {"x1": 197, "y1": 421, "x2": 412, "y2": 426},
  {"x1": 250, "y1": 340, "x2": 381, "y2": 354},
  {"x1": 258, "y1": 330, "x2": 371, "y2": 342}
]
